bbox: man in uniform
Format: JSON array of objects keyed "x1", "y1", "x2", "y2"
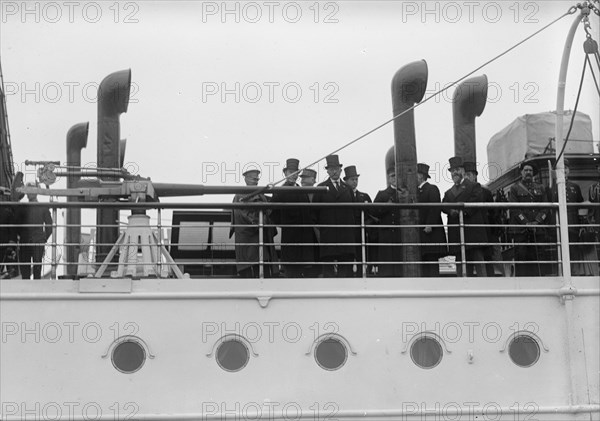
[
  {"x1": 230, "y1": 168, "x2": 277, "y2": 278},
  {"x1": 16, "y1": 185, "x2": 53, "y2": 279},
  {"x1": 272, "y1": 158, "x2": 316, "y2": 277},
  {"x1": 313, "y1": 155, "x2": 356, "y2": 277},
  {"x1": 464, "y1": 161, "x2": 504, "y2": 276},
  {"x1": 417, "y1": 163, "x2": 447, "y2": 277},
  {"x1": 508, "y1": 161, "x2": 550, "y2": 276},
  {"x1": 373, "y1": 168, "x2": 405, "y2": 277},
  {"x1": 586, "y1": 162, "x2": 600, "y2": 275},
  {"x1": 442, "y1": 157, "x2": 487, "y2": 277},
  {"x1": 343, "y1": 165, "x2": 374, "y2": 276}
]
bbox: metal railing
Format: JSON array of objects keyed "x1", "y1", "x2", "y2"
[{"x1": 1, "y1": 201, "x2": 599, "y2": 279}]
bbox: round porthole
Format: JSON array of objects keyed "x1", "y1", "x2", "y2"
[
  {"x1": 509, "y1": 335, "x2": 540, "y2": 367},
  {"x1": 315, "y1": 338, "x2": 347, "y2": 371},
  {"x1": 410, "y1": 336, "x2": 443, "y2": 369},
  {"x1": 112, "y1": 340, "x2": 146, "y2": 373},
  {"x1": 216, "y1": 339, "x2": 250, "y2": 372}
]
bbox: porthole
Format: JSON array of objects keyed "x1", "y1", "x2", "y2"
[
  {"x1": 111, "y1": 340, "x2": 146, "y2": 373},
  {"x1": 509, "y1": 335, "x2": 540, "y2": 367},
  {"x1": 315, "y1": 338, "x2": 347, "y2": 371},
  {"x1": 216, "y1": 339, "x2": 250, "y2": 372},
  {"x1": 410, "y1": 336, "x2": 443, "y2": 369}
]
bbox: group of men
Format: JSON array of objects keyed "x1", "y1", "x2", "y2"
[
  {"x1": 0, "y1": 186, "x2": 53, "y2": 279},
  {"x1": 230, "y1": 154, "x2": 506, "y2": 278},
  {"x1": 509, "y1": 159, "x2": 599, "y2": 276}
]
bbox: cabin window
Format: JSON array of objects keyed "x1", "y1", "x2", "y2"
[
  {"x1": 410, "y1": 336, "x2": 443, "y2": 369},
  {"x1": 111, "y1": 340, "x2": 146, "y2": 373},
  {"x1": 509, "y1": 335, "x2": 540, "y2": 367},
  {"x1": 315, "y1": 338, "x2": 347, "y2": 370},
  {"x1": 216, "y1": 339, "x2": 250, "y2": 372}
]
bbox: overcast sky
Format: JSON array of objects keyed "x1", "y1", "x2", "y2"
[{"x1": 2, "y1": 0, "x2": 599, "y2": 203}]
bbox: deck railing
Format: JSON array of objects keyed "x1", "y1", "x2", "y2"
[{"x1": 1, "y1": 201, "x2": 598, "y2": 279}]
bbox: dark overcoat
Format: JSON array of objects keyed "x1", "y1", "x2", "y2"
[
  {"x1": 231, "y1": 193, "x2": 277, "y2": 273},
  {"x1": 312, "y1": 179, "x2": 356, "y2": 259},
  {"x1": 373, "y1": 186, "x2": 404, "y2": 268},
  {"x1": 417, "y1": 182, "x2": 447, "y2": 258},
  {"x1": 272, "y1": 182, "x2": 317, "y2": 263},
  {"x1": 442, "y1": 179, "x2": 488, "y2": 254}
]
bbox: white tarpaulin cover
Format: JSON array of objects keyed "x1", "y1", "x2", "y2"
[{"x1": 487, "y1": 111, "x2": 594, "y2": 176}]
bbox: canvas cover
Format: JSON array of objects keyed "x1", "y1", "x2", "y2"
[{"x1": 487, "y1": 111, "x2": 594, "y2": 177}]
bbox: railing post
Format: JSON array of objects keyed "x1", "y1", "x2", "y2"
[
  {"x1": 157, "y1": 208, "x2": 163, "y2": 277},
  {"x1": 51, "y1": 206, "x2": 58, "y2": 280},
  {"x1": 258, "y1": 209, "x2": 264, "y2": 279},
  {"x1": 555, "y1": 207, "x2": 563, "y2": 276},
  {"x1": 458, "y1": 208, "x2": 467, "y2": 277},
  {"x1": 361, "y1": 209, "x2": 367, "y2": 278}
]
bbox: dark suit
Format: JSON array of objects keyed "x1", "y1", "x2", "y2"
[
  {"x1": 313, "y1": 178, "x2": 356, "y2": 277},
  {"x1": 350, "y1": 189, "x2": 374, "y2": 275},
  {"x1": 373, "y1": 186, "x2": 404, "y2": 277},
  {"x1": 15, "y1": 203, "x2": 53, "y2": 279},
  {"x1": 442, "y1": 179, "x2": 488, "y2": 276},
  {"x1": 417, "y1": 182, "x2": 447, "y2": 277},
  {"x1": 272, "y1": 181, "x2": 318, "y2": 277}
]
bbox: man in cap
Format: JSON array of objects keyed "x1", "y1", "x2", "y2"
[
  {"x1": 272, "y1": 159, "x2": 316, "y2": 277},
  {"x1": 508, "y1": 161, "x2": 551, "y2": 276},
  {"x1": 230, "y1": 167, "x2": 277, "y2": 278},
  {"x1": 442, "y1": 157, "x2": 487, "y2": 277},
  {"x1": 586, "y1": 161, "x2": 600, "y2": 275},
  {"x1": 15, "y1": 184, "x2": 53, "y2": 279},
  {"x1": 417, "y1": 163, "x2": 447, "y2": 277},
  {"x1": 313, "y1": 155, "x2": 356, "y2": 277},
  {"x1": 463, "y1": 161, "x2": 504, "y2": 276},
  {"x1": 344, "y1": 165, "x2": 374, "y2": 276},
  {"x1": 373, "y1": 168, "x2": 405, "y2": 277}
]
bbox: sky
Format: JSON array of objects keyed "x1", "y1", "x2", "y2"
[{"x1": 1, "y1": 0, "x2": 599, "y2": 205}]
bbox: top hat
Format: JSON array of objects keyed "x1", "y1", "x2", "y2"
[
  {"x1": 242, "y1": 167, "x2": 261, "y2": 177},
  {"x1": 343, "y1": 165, "x2": 359, "y2": 180},
  {"x1": 448, "y1": 156, "x2": 464, "y2": 171},
  {"x1": 417, "y1": 163, "x2": 431, "y2": 179},
  {"x1": 463, "y1": 161, "x2": 478, "y2": 175},
  {"x1": 283, "y1": 158, "x2": 300, "y2": 172},
  {"x1": 300, "y1": 168, "x2": 317, "y2": 178},
  {"x1": 563, "y1": 158, "x2": 570, "y2": 167},
  {"x1": 325, "y1": 154, "x2": 342, "y2": 169}
]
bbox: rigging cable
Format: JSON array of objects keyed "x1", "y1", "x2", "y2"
[{"x1": 242, "y1": 5, "x2": 578, "y2": 200}]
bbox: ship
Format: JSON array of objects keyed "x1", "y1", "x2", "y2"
[{"x1": 1, "y1": 2, "x2": 599, "y2": 421}]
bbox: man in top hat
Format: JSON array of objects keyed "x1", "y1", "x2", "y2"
[
  {"x1": 508, "y1": 161, "x2": 551, "y2": 276},
  {"x1": 230, "y1": 167, "x2": 277, "y2": 278},
  {"x1": 299, "y1": 168, "x2": 321, "y2": 277},
  {"x1": 15, "y1": 183, "x2": 53, "y2": 279},
  {"x1": 463, "y1": 161, "x2": 504, "y2": 276},
  {"x1": 417, "y1": 163, "x2": 447, "y2": 277},
  {"x1": 344, "y1": 165, "x2": 374, "y2": 276},
  {"x1": 372, "y1": 168, "x2": 406, "y2": 277},
  {"x1": 313, "y1": 154, "x2": 356, "y2": 277},
  {"x1": 272, "y1": 158, "x2": 317, "y2": 277},
  {"x1": 442, "y1": 157, "x2": 487, "y2": 277}
]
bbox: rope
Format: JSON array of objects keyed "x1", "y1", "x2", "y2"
[{"x1": 554, "y1": 54, "x2": 588, "y2": 168}]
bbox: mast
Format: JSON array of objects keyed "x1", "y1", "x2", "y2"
[{"x1": 0, "y1": 59, "x2": 15, "y2": 199}]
